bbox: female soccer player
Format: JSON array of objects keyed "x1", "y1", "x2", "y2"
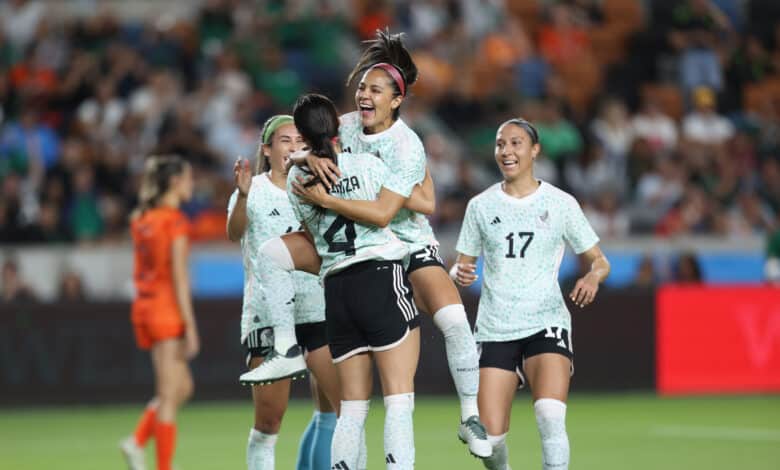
[
  {"x1": 291, "y1": 29, "x2": 491, "y2": 458},
  {"x1": 290, "y1": 93, "x2": 420, "y2": 470},
  {"x1": 121, "y1": 155, "x2": 198, "y2": 470},
  {"x1": 227, "y1": 115, "x2": 340, "y2": 470},
  {"x1": 451, "y1": 118, "x2": 611, "y2": 470}
]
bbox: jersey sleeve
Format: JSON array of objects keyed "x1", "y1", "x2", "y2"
[
  {"x1": 563, "y1": 195, "x2": 599, "y2": 254},
  {"x1": 286, "y1": 169, "x2": 309, "y2": 226},
  {"x1": 227, "y1": 189, "x2": 238, "y2": 217},
  {"x1": 455, "y1": 199, "x2": 483, "y2": 257},
  {"x1": 170, "y1": 210, "x2": 190, "y2": 240},
  {"x1": 381, "y1": 136, "x2": 425, "y2": 198}
]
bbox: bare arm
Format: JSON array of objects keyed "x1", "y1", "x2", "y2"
[
  {"x1": 172, "y1": 235, "x2": 199, "y2": 358},
  {"x1": 227, "y1": 158, "x2": 252, "y2": 241},
  {"x1": 450, "y1": 253, "x2": 479, "y2": 287},
  {"x1": 569, "y1": 245, "x2": 611, "y2": 308},
  {"x1": 403, "y1": 166, "x2": 435, "y2": 215}
]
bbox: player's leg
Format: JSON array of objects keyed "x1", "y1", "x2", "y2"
[
  {"x1": 240, "y1": 232, "x2": 321, "y2": 385},
  {"x1": 331, "y1": 354, "x2": 373, "y2": 470},
  {"x1": 479, "y1": 339, "x2": 522, "y2": 470},
  {"x1": 374, "y1": 326, "x2": 420, "y2": 470},
  {"x1": 297, "y1": 334, "x2": 340, "y2": 470},
  {"x1": 150, "y1": 337, "x2": 194, "y2": 470},
  {"x1": 524, "y1": 353, "x2": 572, "y2": 470},
  {"x1": 247, "y1": 354, "x2": 292, "y2": 470},
  {"x1": 408, "y1": 259, "x2": 489, "y2": 457},
  {"x1": 121, "y1": 320, "x2": 156, "y2": 470}
]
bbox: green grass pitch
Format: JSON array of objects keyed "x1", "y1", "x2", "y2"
[{"x1": 1, "y1": 394, "x2": 778, "y2": 469}]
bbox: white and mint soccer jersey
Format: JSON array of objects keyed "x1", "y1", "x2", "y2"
[
  {"x1": 227, "y1": 173, "x2": 325, "y2": 342},
  {"x1": 287, "y1": 152, "x2": 408, "y2": 279},
  {"x1": 456, "y1": 181, "x2": 600, "y2": 342},
  {"x1": 339, "y1": 111, "x2": 437, "y2": 252}
]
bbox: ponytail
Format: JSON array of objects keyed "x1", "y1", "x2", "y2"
[{"x1": 292, "y1": 94, "x2": 341, "y2": 189}]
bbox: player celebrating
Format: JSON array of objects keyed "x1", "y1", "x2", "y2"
[
  {"x1": 121, "y1": 155, "x2": 199, "y2": 470},
  {"x1": 451, "y1": 119, "x2": 610, "y2": 470},
  {"x1": 288, "y1": 93, "x2": 420, "y2": 469},
  {"x1": 227, "y1": 115, "x2": 340, "y2": 469},
  {"x1": 287, "y1": 29, "x2": 491, "y2": 458}
]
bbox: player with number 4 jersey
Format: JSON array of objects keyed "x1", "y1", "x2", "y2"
[{"x1": 452, "y1": 118, "x2": 610, "y2": 470}]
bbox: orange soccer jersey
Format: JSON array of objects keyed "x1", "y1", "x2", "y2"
[{"x1": 130, "y1": 207, "x2": 190, "y2": 349}]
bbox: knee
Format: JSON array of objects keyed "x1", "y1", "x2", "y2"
[
  {"x1": 432, "y1": 304, "x2": 469, "y2": 334},
  {"x1": 533, "y1": 398, "x2": 567, "y2": 438},
  {"x1": 259, "y1": 237, "x2": 294, "y2": 271},
  {"x1": 179, "y1": 374, "x2": 194, "y2": 403},
  {"x1": 255, "y1": 412, "x2": 284, "y2": 434}
]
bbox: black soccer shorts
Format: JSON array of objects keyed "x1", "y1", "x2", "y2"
[{"x1": 407, "y1": 244, "x2": 445, "y2": 274}]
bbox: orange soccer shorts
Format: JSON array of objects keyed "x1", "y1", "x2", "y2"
[{"x1": 131, "y1": 299, "x2": 185, "y2": 350}]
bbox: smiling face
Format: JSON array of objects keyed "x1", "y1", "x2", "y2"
[
  {"x1": 494, "y1": 123, "x2": 540, "y2": 182},
  {"x1": 263, "y1": 123, "x2": 305, "y2": 174},
  {"x1": 355, "y1": 67, "x2": 403, "y2": 134}
]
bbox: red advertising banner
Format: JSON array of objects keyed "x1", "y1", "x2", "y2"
[{"x1": 657, "y1": 285, "x2": 780, "y2": 395}]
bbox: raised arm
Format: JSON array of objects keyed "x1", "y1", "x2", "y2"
[
  {"x1": 403, "y1": 166, "x2": 435, "y2": 215},
  {"x1": 227, "y1": 158, "x2": 252, "y2": 241},
  {"x1": 569, "y1": 245, "x2": 610, "y2": 308}
]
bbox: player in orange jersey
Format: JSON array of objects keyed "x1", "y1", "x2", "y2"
[{"x1": 120, "y1": 155, "x2": 198, "y2": 470}]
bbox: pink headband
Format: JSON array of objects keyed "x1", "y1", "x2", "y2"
[{"x1": 370, "y1": 62, "x2": 406, "y2": 97}]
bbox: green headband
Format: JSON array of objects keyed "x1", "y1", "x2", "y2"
[{"x1": 262, "y1": 115, "x2": 294, "y2": 144}]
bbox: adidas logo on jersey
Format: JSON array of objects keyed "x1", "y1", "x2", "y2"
[
  {"x1": 490, "y1": 216, "x2": 501, "y2": 225},
  {"x1": 332, "y1": 461, "x2": 351, "y2": 470},
  {"x1": 268, "y1": 208, "x2": 281, "y2": 216},
  {"x1": 386, "y1": 453, "x2": 397, "y2": 464}
]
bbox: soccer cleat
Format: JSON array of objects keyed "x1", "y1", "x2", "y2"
[
  {"x1": 458, "y1": 415, "x2": 493, "y2": 458},
  {"x1": 239, "y1": 345, "x2": 307, "y2": 385},
  {"x1": 119, "y1": 436, "x2": 146, "y2": 470}
]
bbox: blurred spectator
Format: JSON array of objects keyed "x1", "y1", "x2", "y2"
[
  {"x1": 632, "y1": 255, "x2": 658, "y2": 288},
  {"x1": 0, "y1": 106, "x2": 60, "y2": 173},
  {"x1": 564, "y1": 140, "x2": 617, "y2": 202},
  {"x1": 58, "y1": 270, "x2": 86, "y2": 302},
  {"x1": 633, "y1": 157, "x2": 686, "y2": 232},
  {"x1": 536, "y1": 100, "x2": 583, "y2": 171},
  {"x1": 1, "y1": 258, "x2": 36, "y2": 302},
  {"x1": 590, "y1": 98, "x2": 634, "y2": 173},
  {"x1": 1, "y1": 0, "x2": 45, "y2": 57},
  {"x1": 682, "y1": 86, "x2": 735, "y2": 146},
  {"x1": 758, "y1": 158, "x2": 780, "y2": 214},
  {"x1": 67, "y1": 165, "x2": 103, "y2": 242},
  {"x1": 538, "y1": 3, "x2": 591, "y2": 66},
  {"x1": 766, "y1": 216, "x2": 780, "y2": 283},
  {"x1": 668, "y1": 0, "x2": 732, "y2": 94},
  {"x1": 584, "y1": 190, "x2": 630, "y2": 239},
  {"x1": 27, "y1": 201, "x2": 71, "y2": 243},
  {"x1": 673, "y1": 252, "x2": 703, "y2": 283},
  {"x1": 76, "y1": 79, "x2": 126, "y2": 143},
  {"x1": 631, "y1": 97, "x2": 679, "y2": 153}
]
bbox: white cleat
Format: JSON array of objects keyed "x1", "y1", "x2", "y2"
[
  {"x1": 120, "y1": 436, "x2": 146, "y2": 470},
  {"x1": 458, "y1": 415, "x2": 493, "y2": 458},
  {"x1": 239, "y1": 345, "x2": 307, "y2": 385}
]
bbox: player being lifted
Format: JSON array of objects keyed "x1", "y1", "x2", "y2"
[
  {"x1": 227, "y1": 115, "x2": 340, "y2": 469},
  {"x1": 121, "y1": 155, "x2": 199, "y2": 470},
  {"x1": 288, "y1": 93, "x2": 420, "y2": 469},
  {"x1": 451, "y1": 119, "x2": 610, "y2": 470},
  {"x1": 248, "y1": 29, "x2": 492, "y2": 459}
]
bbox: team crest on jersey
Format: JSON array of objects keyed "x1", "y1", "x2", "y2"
[{"x1": 536, "y1": 210, "x2": 550, "y2": 229}]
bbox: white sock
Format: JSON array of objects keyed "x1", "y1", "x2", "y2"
[
  {"x1": 358, "y1": 430, "x2": 368, "y2": 470},
  {"x1": 258, "y1": 237, "x2": 298, "y2": 353},
  {"x1": 482, "y1": 433, "x2": 510, "y2": 470},
  {"x1": 383, "y1": 393, "x2": 415, "y2": 469},
  {"x1": 332, "y1": 400, "x2": 369, "y2": 469},
  {"x1": 534, "y1": 399, "x2": 569, "y2": 470},
  {"x1": 433, "y1": 304, "x2": 480, "y2": 421},
  {"x1": 247, "y1": 428, "x2": 277, "y2": 470}
]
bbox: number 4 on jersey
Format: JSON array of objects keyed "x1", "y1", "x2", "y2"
[
  {"x1": 324, "y1": 215, "x2": 357, "y2": 255},
  {"x1": 505, "y1": 231, "x2": 534, "y2": 258}
]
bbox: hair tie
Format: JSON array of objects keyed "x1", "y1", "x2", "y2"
[{"x1": 370, "y1": 62, "x2": 406, "y2": 97}]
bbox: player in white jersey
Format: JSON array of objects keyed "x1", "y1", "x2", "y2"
[
  {"x1": 294, "y1": 29, "x2": 491, "y2": 459},
  {"x1": 451, "y1": 119, "x2": 611, "y2": 470},
  {"x1": 226, "y1": 115, "x2": 340, "y2": 470},
  {"x1": 284, "y1": 94, "x2": 420, "y2": 470}
]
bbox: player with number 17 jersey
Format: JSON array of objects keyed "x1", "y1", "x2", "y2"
[
  {"x1": 456, "y1": 181, "x2": 600, "y2": 342},
  {"x1": 287, "y1": 152, "x2": 408, "y2": 279}
]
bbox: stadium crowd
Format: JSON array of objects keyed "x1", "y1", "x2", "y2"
[{"x1": 0, "y1": 0, "x2": 779, "y2": 247}]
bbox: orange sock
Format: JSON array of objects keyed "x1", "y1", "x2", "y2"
[
  {"x1": 155, "y1": 421, "x2": 176, "y2": 470},
  {"x1": 133, "y1": 406, "x2": 157, "y2": 446}
]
